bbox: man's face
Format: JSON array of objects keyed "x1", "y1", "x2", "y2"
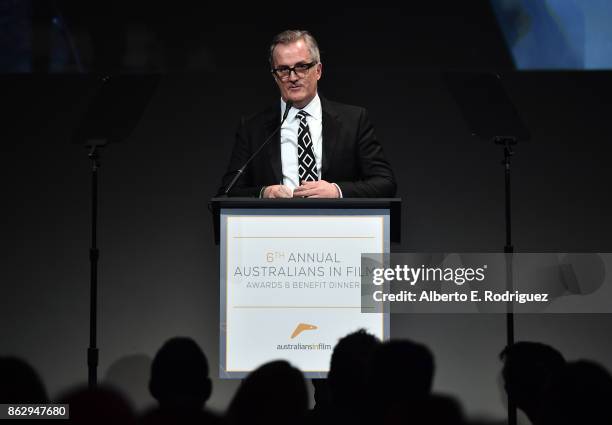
[{"x1": 271, "y1": 39, "x2": 322, "y2": 109}]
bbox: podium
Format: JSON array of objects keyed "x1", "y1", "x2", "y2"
[{"x1": 210, "y1": 198, "x2": 401, "y2": 378}]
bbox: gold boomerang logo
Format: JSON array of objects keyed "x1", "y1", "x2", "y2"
[{"x1": 290, "y1": 323, "x2": 318, "y2": 339}]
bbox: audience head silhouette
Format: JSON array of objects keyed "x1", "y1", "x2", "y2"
[
  {"x1": 539, "y1": 360, "x2": 612, "y2": 425},
  {"x1": 367, "y1": 339, "x2": 435, "y2": 412},
  {"x1": 59, "y1": 385, "x2": 135, "y2": 424},
  {"x1": 499, "y1": 341, "x2": 565, "y2": 422},
  {"x1": 328, "y1": 329, "x2": 380, "y2": 408},
  {"x1": 149, "y1": 337, "x2": 212, "y2": 410},
  {"x1": 0, "y1": 356, "x2": 48, "y2": 403},
  {"x1": 227, "y1": 360, "x2": 307, "y2": 425},
  {"x1": 385, "y1": 393, "x2": 466, "y2": 425}
]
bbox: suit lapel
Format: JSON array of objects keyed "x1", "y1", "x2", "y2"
[
  {"x1": 264, "y1": 108, "x2": 283, "y2": 183},
  {"x1": 321, "y1": 98, "x2": 340, "y2": 178}
]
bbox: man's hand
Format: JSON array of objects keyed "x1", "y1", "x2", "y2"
[
  {"x1": 263, "y1": 185, "x2": 293, "y2": 198},
  {"x1": 293, "y1": 180, "x2": 340, "y2": 198}
]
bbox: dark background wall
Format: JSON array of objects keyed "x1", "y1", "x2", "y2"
[
  {"x1": 5, "y1": 70, "x2": 612, "y2": 419},
  {"x1": 3, "y1": 3, "x2": 513, "y2": 73},
  {"x1": 3, "y1": 4, "x2": 612, "y2": 422}
]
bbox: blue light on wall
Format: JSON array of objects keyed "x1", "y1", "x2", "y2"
[{"x1": 491, "y1": 0, "x2": 612, "y2": 69}]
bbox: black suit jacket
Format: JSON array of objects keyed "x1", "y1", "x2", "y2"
[{"x1": 220, "y1": 97, "x2": 396, "y2": 198}]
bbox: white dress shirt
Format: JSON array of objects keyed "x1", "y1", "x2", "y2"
[{"x1": 280, "y1": 94, "x2": 323, "y2": 191}]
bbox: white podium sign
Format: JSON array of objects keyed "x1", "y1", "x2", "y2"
[{"x1": 219, "y1": 208, "x2": 389, "y2": 378}]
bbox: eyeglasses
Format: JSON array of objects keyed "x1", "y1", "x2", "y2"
[{"x1": 271, "y1": 61, "x2": 317, "y2": 80}]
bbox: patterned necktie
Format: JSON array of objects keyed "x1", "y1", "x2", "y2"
[{"x1": 296, "y1": 110, "x2": 318, "y2": 183}]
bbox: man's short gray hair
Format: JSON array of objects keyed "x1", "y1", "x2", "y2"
[{"x1": 269, "y1": 30, "x2": 321, "y2": 66}]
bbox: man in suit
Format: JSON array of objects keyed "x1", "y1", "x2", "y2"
[{"x1": 220, "y1": 30, "x2": 396, "y2": 198}]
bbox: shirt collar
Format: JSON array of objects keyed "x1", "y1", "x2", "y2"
[{"x1": 280, "y1": 93, "x2": 322, "y2": 122}]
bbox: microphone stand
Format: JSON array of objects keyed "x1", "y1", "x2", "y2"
[
  {"x1": 87, "y1": 138, "x2": 106, "y2": 389},
  {"x1": 221, "y1": 102, "x2": 293, "y2": 196},
  {"x1": 495, "y1": 135, "x2": 517, "y2": 425},
  {"x1": 73, "y1": 74, "x2": 158, "y2": 389}
]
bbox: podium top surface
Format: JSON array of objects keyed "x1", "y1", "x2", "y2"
[
  {"x1": 210, "y1": 197, "x2": 402, "y2": 244},
  {"x1": 210, "y1": 197, "x2": 401, "y2": 209}
]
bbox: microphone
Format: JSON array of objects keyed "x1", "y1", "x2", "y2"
[{"x1": 221, "y1": 101, "x2": 293, "y2": 196}]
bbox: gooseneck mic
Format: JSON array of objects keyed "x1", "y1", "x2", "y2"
[{"x1": 222, "y1": 101, "x2": 293, "y2": 196}]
